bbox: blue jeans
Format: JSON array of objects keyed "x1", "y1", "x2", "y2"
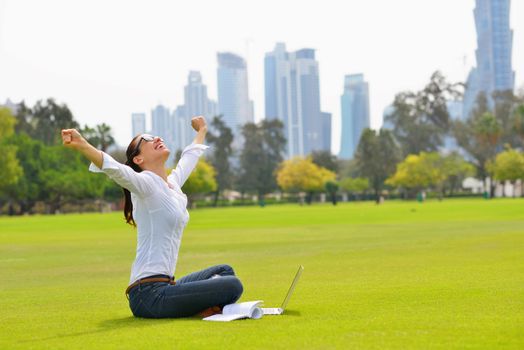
[{"x1": 128, "y1": 264, "x2": 243, "y2": 318}]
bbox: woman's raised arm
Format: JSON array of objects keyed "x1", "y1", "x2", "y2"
[
  {"x1": 191, "y1": 116, "x2": 208, "y2": 145},
  {"x1": 169, "y1": 116, "x2": 209, "y2": 187},
  {"x1": 62, "y1": 128, "x2": 155, "y2": 197},
  {"x1": 61, "y1": 129, "x2": 103, "y2": 168}
]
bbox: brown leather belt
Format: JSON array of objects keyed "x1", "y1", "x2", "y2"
[{"x1": 125, "y1": 276, "x2": 176, "y2": 299}]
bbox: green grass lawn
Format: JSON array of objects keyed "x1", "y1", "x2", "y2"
[{"x1": 0, "y1": 198, "x2": 523, "y2": 349}]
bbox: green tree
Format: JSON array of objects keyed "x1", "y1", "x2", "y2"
[
  {"x1": 80, "y1": 125, "x2": 98, "y2": 147},
  {"x1": 41, "y1": 167, "x2": 106, "y2": 213},
  {"x1": 39, "y1": 145, "x2": 106, "y2": 213},
  {"x1": 80, "y1": 123, "x2": 115, "y2": 152},
  {"x1": 276, "y1": 157, "x2": 336, "y2": 205},
  {"x1": 23, "y1": 99, "x2": 79, "y2": 146},
  {"x1": 337, "y1": 158, "x2": 359, "y2": 179},
  {"x1": 492, "y1": 90, "x2": 523, "y2": 147},
  {"x1": 0, "y1": 107, "x2": 17, "y2": 139},
  {"x1": 4, "y1": 101, "x2": 121, "y2": 214},
  {"x1": 324, "y1": 181, "x2": 339, "y2": 206},
  {"x1": 440, "y1": 152, "x2": 475, "y2": 196},
  {"x1": 4, "y1": 132, "x2": 115, "y2": 214},
  {"x1": 311, "y1": 150, "x2": 339, "y2": 173},
  {"x1": 94, "y1": 123, "x2": 115, "y2": 152},
  {"x1": 475, "y1": 112, "x2": 502, "y2": 145},
  {"x1": 386, "y1": 71, "x2": 462, "y2": 156},
  {"x1": 206, "y1": 115, "x2": 234, "y2": 206},
  {"x1": 387, "y1": 91, "x2": 438, "y2": 155},
  {"x1": 513, "y1": 104, "x2": 524, "y2": 144},
  {"x1": 13, "y1": 101, "x2": 34, "y2": 135},
  {"x1": 2, "y1": 133, "x2": 44, "y2": 214},
  {"x1": 339, "y1": 177, "x2": 369, "y2": 200},
  {"x1": 455, "y1": 90, "x2": 524, "y2": 196},
  {"x1": 0, "y1": 108, "x2": 23, "y2": 200},
  {"x1": 491, "y1": 148, "x2": 524, "y2": 197},
  {"x1": 237, "y1": 120, "x2": 286, "y2": 204},
  {"x1": 182, "y1": 159, "x2": 217, "y2": 208},
  {"x1": 276, "y1": 157, "x2": 317, "y2": 193},
  {"x1": 453, "y1": 93, "x2": 502, "y2": 197},
  {"x1": 355, "y1": 128, "x2": 401, "y2": 203},
  {"x1": 386, "y1": 152, "x2": 447, "y2": 199}
]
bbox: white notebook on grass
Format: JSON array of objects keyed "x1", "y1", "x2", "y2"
[{"x1": 203, "y1": 300, "x2": 264, "y2": 322}]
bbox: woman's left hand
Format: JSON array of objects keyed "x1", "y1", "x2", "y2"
[{"x1": 191, "y1": 116, "x2": 207, "y2": 132}]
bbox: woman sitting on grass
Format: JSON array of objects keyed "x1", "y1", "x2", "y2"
[{"x1": 61, "y1": 116, "x2": 243, "y2": 318}]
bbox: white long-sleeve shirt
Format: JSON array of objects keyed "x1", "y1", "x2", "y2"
[{"x1": 89, "y1": 143, "x2": 209, "y2": 284}]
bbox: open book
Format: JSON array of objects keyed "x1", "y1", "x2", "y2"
[{"x1": 203, "y1": 301, "x2": 264, "y2": 322}]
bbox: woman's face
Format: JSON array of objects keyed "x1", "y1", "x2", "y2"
[{"x1": 132, "y1": 134, "x2": 170, "y2": 167}]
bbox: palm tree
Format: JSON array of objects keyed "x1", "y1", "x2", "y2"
[
  {"x1": 474, "y1": 112, "x2": 502, "y2": 146},
  {"x1": 96, "y1": 123, "x2": 115, "y2": 152}
]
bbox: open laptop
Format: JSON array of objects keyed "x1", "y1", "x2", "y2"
[{"x1": 262, "y1": 265, "x2": 304, "y2": 315}]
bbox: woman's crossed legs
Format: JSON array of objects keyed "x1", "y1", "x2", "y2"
[{"x1": 129, "y1": 264, "x2": 243, "y2": 318}]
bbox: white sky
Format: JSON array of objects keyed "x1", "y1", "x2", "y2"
[{"x1": 0, "y1": 0, "x2": 523, "y2": 153}]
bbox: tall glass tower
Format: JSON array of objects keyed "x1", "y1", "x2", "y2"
[
  {"x1": 339, "y1": 74, "x2": 370, "y2": 159},
  {"x1": 131, "y1": 113, "x2": 146, "y2": 138},
  {"x1": 151, "y1": 104, "x2": 176, "y2": 165},
  {"x1": 216, "y1": 52, "x2": 254, "y2": 143},
  {"x1": 463, "y1": 0, "x2": 514, "y2": 118},
  {"x1": 185, "y1": 71, "x2": 211, "y2": 119},
  {"x1": 173, "y1": 71, "x2": 217, "y2": 151},
  {"x1": 264, "y1": 43, "x2": 327, "y2": 158}
]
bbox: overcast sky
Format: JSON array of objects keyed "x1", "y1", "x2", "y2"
[{"x1": 1, "y1": 0, "x2": 523, "y2": 152}]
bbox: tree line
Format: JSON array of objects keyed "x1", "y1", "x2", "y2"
[
  {"x1": 361, "y1": 71, "x2": 524, "y2": 201},
  {"x1": 1, "y1": 71, "x2": 524, "y2": 215},
  {"x1": 0, "y1": 99, "x2": 121, "y2": 215},
  {"x1": 180, "y1": 72, "x2": 524, "y2": 205}
]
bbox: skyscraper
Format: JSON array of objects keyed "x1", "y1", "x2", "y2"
[
  {"x1": 151, "y1": 104, "x2": 172, "y2": 138},
  {"x1": 185, "y1": 71, "x2": 210, "y2": 118},
  {"x1": 131, "y1": 113, "x2": 146, "y2": 138},
  {"x1": 264, "y1": 43, "x2": 326, "y2": 158},
  {"x1": 173, "y1": 105, "x2": 187, "y2": 151},
  {"x1": 207, "y1": 100, "x2": 218, "y2": 121},
  {"x1": 339, "y1": 74, "x2": 370, "y2": 159},
  {"x1": 463, "y1": 0, "x2": 515, "y2": 118},
  {"x1": 320, "y1": 112, "x2": 332, "y2": 153},
  {"x1": 174, "y1": 71, "x2": 217, "y2": 151},
  {"x1": 151, "y1": 104, "x2": 176, "y2": 165},
  {"x1": 217, "y1": 52, "x2": 254, "y2": 143}
]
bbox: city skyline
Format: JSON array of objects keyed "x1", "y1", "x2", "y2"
[{"x1": 1, "y1": 0, "x2": 523, "y2": 151}]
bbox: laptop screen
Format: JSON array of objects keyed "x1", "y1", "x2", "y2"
[{"x1": 281, "y1": 265, "x2": 304, "y2": 310}]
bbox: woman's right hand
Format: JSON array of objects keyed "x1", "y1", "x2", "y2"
[
  {"x1": 61, "y1": 129, "x2": 87, "y2": 150},
  {"x1": 191, "y1": 116, "x2": 208, "y2": 132}
]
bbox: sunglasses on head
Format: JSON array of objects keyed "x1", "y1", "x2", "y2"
[
  {"x1": 141, "y1": 134, "x2": 164, "y2": 142},
  {"x1": 132, "y1": 134, "x2": 164, "y2": 155}
]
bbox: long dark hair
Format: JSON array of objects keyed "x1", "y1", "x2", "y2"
[{"x1": 123, "y1": 136, "x2": 143, "y2": 227}]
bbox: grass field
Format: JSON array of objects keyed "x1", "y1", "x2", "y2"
[{"x1": 0, "y1": 198, "x2": 523, "y2": 349}]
